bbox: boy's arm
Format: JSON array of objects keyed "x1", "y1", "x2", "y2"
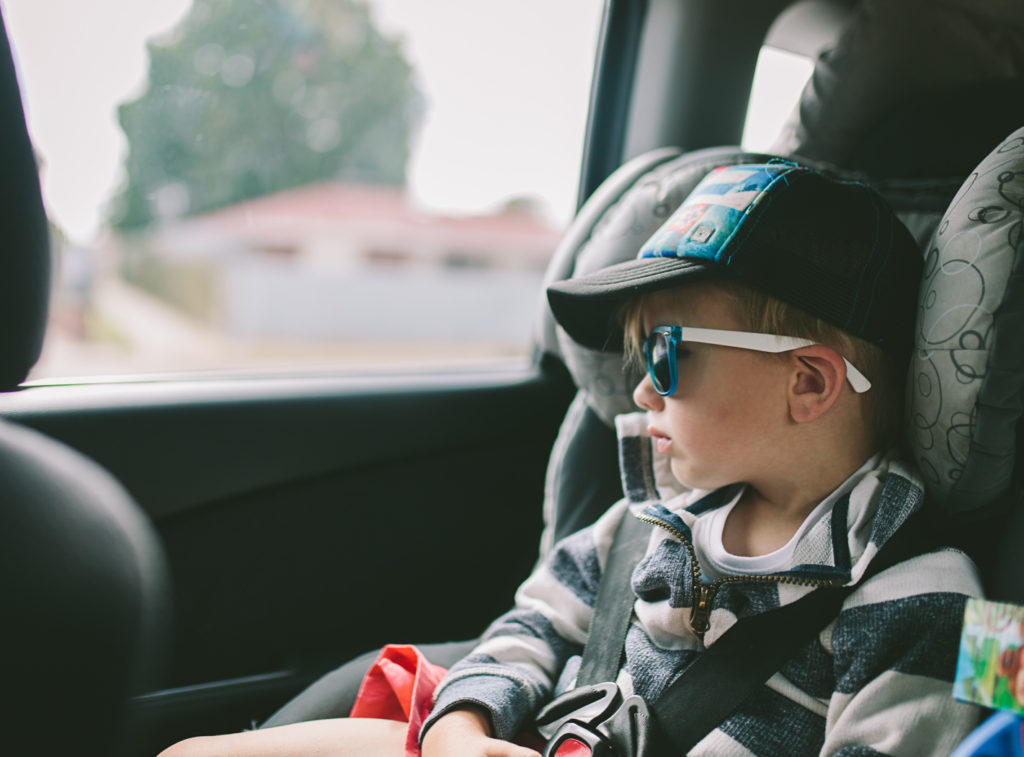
[
  {"x1": 821, "y1": 548, "x2": 984, "y2": 756},
  {"x1": 420, "y1": 500, "x2": 630, "y2": 744}
]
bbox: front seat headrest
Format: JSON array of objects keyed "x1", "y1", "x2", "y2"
[
  {"x1": 0, "y1": 7, "x2": 50, "y2": 390},
  {"x1": 772, "y1": 0, "x2": 1024, "y2": 174}
]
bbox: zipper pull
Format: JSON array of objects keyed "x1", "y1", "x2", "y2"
[{"x1": 690, "y1": 583, "x2": 713, "y2": 638}]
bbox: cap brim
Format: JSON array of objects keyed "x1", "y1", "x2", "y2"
[{"x1": 546, "y1": 256, "x2": 723, "y2": 351}]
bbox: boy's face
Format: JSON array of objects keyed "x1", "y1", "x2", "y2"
[{"x1": 632, "y1": 284, "x2": 792, "y2": 491}]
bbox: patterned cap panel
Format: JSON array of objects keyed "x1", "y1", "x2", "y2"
[{"x1": 639, "y1": 164, "x2": 794, "y2": 265}]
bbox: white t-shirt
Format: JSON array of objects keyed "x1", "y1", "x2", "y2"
[{"x1": 691, "y1": 453, "x2": 883, "y2": 581}]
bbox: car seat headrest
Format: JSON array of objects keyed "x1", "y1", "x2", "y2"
[
  {"x1": 847, "y1": 78, "x2": 1024, "y2": 180},
  {"x1": 773, "y1": 0, "x2": 1024, "y2": 173},
  {"x1": 908, "y1": 126, "x2": 1024, "y2": 514}
]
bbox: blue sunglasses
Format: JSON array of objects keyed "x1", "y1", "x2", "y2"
[{"x1": 642, "y1": 325, "x2": 872, "y2": 397}]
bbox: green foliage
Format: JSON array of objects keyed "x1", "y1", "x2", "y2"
[{"x1": 110, "y1": 0, "x2": 420, "y2": 230}]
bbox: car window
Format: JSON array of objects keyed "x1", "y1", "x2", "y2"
[
  {"x1": 5, "y1": 0, "x2": 602, "y2": 381},
  {"x1": 741, "y1": 45, "x2": 814, "y2": 152}
]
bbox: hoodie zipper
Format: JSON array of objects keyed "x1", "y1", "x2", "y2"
[{"x1": 634, "y1": 512, "x2": 843, "y2": 639}]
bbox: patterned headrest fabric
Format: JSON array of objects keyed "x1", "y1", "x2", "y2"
[{"x1": 909, "y1": 127, "x2": 1024, "y2": 514}]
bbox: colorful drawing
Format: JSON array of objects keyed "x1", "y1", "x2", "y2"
[{"x1": 955, "y1": 597, "x2": 1024, "y2": 715}]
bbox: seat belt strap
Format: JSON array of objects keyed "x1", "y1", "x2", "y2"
[
  {"x1": 576, "y1": 511, "x2": 653, "y2": 687},
  {"x1": 573, "y1": 507, "x2": 931, "y2": 752},
  {"x1": 652, "y1": 584, "x2": 846, "y2": 752},
  {"x1": 654, "y1": 512, "x2": 931, "y2": 752}
]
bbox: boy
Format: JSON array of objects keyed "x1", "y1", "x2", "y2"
[
  {"x1": 160, "y1": 163, "x2": 982, "y2": 757},
  {"x1": 420, "y1": 163, "x2": 982, "y2": 755}
]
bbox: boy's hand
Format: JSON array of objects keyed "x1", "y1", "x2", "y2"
[{"x1": 421, "y1": 706, "x2": 542, "y2": 757}]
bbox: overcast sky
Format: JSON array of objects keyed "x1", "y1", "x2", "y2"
[{"x1": 3, "y1": 0, "x2": 603, "y2": 243}]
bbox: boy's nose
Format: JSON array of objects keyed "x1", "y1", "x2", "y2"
[{"x1": 633, "y1": 374, "x2": 664, "y2": 411}]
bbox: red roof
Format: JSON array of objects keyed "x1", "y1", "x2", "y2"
[{"x1": 191, "y1": 181, "x2": 562, "y2": 261}]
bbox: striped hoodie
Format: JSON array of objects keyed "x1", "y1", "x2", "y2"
[{"x1": 423, "y1": 412, "x2": 984, "y2": 755}]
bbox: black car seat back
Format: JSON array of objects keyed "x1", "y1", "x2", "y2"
[
  {"x1": 0, "y1": 419, "x2": 172, "y2": 756},
  {"x1": 771, "y1": 0, "x2": 1024, "y2": 176}
]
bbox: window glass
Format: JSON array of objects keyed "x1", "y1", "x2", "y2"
[
  {"x1": 741, "y1": 46, "x2": 814, "y2": 152},
  {"x1": 4, "y1": 0, "x2": 602, "y2": 380}
]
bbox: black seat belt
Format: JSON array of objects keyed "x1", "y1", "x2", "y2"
[
  {"x1": 576, "y1": 510, "x2": 654, "y2": 686},
  {"x1": 564, "y1": 507, "x2": 930, "y2": 754}
]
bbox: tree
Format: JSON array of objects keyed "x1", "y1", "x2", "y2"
[{"x1": 110, "y1": 0, "x2": 420, "y2": 230}]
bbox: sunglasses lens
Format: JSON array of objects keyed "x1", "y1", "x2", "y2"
[{"x1": 648, "y1": 332, "x2": 673, "y2": 394}]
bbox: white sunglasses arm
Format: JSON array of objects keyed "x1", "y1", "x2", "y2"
[{"x1": 678, "y1": 327, "x2": 872, "y2": 393}]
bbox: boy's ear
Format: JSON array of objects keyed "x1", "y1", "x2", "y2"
[{"x1": 787, "y1": 345, "x2": 846, "y2": 424}]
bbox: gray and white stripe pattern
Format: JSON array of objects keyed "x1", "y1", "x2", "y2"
[{"x1": 423, "y1": 413, "x2": 984, "y2": 755}]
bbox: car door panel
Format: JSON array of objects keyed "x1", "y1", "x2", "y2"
[{"x1": 0, "y1": 360, "x2": 575, "y2": 744}]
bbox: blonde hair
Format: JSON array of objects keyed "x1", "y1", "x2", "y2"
[{"x1": 621, "y1": 280, "x2": 905, "y2": 450}]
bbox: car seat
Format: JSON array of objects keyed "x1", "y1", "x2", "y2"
[
  {"x1": 0, "y1": 9, "x2": 172, "y2": 756},
  {"x1": 261, "y1": 0, "x2": 1024, "y2": 729}
]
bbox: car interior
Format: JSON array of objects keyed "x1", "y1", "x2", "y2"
[{"x1": 2, "y1": 0, "x2": 1024, "y2": 755}]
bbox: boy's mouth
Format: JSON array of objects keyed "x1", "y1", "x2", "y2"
[{"x1": 648, "y1": 426, "x2": 672, "y2": 454}]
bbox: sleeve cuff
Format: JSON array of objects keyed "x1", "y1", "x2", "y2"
[{"x1": 421, "y1": 673, "x2": 537, "y2": 744}]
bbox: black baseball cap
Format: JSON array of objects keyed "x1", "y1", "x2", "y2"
[{"x1": 547, "y1": 162, "x2": 923, "y2": 354}]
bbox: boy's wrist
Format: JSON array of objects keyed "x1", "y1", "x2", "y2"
[
  {"x1": 421, "y1": 704, "x2": 494, "y2": 752},
  {"x1": 440, "y1": 704, "x2": 493, "y2": 735}
]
